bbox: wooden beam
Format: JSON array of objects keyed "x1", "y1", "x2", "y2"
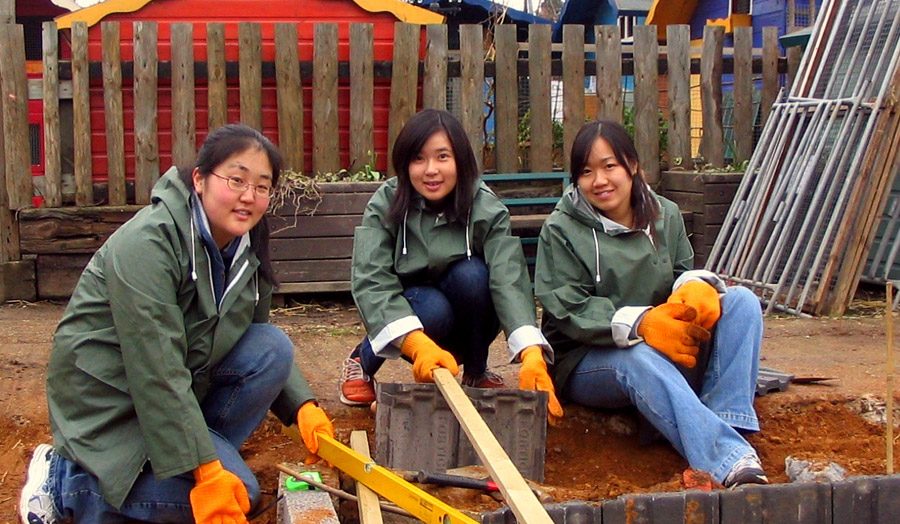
[
  {"x1": 433, "y1": 368, "x2": 553, "y2": 524},
  {"x1": 423, "y1": 24, "x2": 448, "y2": 111},
  {"x1": 350, "y1": 431, "x2": 385, "y2": 524}
]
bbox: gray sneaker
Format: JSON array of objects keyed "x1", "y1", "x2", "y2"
[
  {"x1": 723, "y1": 452, "x2": 769, "y2": 488},
  {"x1": 19, "y1": 444, "x2": 59, "y2": 524}
]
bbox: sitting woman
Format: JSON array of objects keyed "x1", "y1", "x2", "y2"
[
  {"x1": 534, "y1": 120, "x2": 766, "y2": 488},
  {"x1": 339, "y1": 109, "x2": 562, "y2": 424},
  {"x1": 20, "y1": 124, "x2": 333, "y2": 524}
]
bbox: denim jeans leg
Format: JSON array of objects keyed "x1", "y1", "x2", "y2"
[
  {"x1": 699, "y1": 286, "x2": 762, "y2": 432},
  {"x1": 563, "y1": 343, "x2": 757, "y2": 484},
  {"x1": 437, "y1": 257, "x2": 500, "y2": 374},
  {"x1": 53, "y1": 429, "x2": 257, "y2": 523}
]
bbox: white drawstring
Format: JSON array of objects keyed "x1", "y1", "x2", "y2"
[
  {"x1": 189, "y1": 209, "x2": 198, "y2": 282},
  {"x1": 465, "y1": 211, "x2": 472, "y2": 259},
  {"x1": 402, "y1": 209, "x2": 409, "y2": 255},
  {"x1": 591, "y1": 228, "x2": 601, "y2": 283}
]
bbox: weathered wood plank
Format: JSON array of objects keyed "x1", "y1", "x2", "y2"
[
  {"x1": 633, "y1": 25, "x2": 659, "y2": 185},
  {"x1": 18, "y1": 206, "x2": 139, "y2": 254},
  {"x1": 349, "y1": 23, "x2": 375, "y2": 174},
  {"x1": 528, "y1": 24, "x2": 552, "y2": 172},
  {"x1": 666, "y1": 25, "x2": 691, "y2": 167},
  {"x1": 171, "y1": 23, "x2": 196, "y2": 168},
  {"x1": 562, "y1": 25, "x2": 584, "y2": 173},
  {"x1": 71, "y1": 22, "x2": 94, "y2": 206},
  {"x1": 269, "y1": 215, "x2": 363, "y2": 238},
  {"x1": 387, "y1": 22, "x2": 419, "y2": 175},
  {"x1": 133, "y1": 21, "x2": 159, "y2": 205},
  {"x1": 595, "y1": 25, "x2": 622, "y2": 123},
  {"x1": 786, "y1": 46, "x2": 802, "y2": 94},
  {"x1": 0, "y1": 259, "x2": 36, "y2": 302},
  {"x1": 761, "y1": 26, "x2": 779, "y2": 129},
  {"x1": 269, "y1": 237, "x2": 355, "y2": 261},
  {"x1": 1, "y1": 23, "x2": 30, "y2": 209},
  {"x1": 495, "y1": 24, "x2": 518, "y2": 174},
  {"x1": 699, "y1": 25, "x2": 724, "y2": 168},
  {"x1": 350, "y1": 431, "x2": 385, "y2": 524},
  {"x1": 275, "y1": 23, "x2": 304, "y2": 174},
  {"x1": 423, "y1": 24, "x2": 448, "y2": 111},
  {"x1": 272, "y1": 259, "x2": 352, "y2": 282},
  {"x1": 271, "y1": 191, "x2": 374, "y2": 217},
  {"x1": 36, "y1": 254, "x2": 92, "y2": 299},
  {"x1": 239, "y1": 22, "x2": 263, "y2": 131},
  {"x1": 102, "y1": 22, "x2": 126, "y2": 206},
  {"x1": 42, "y1": 22, "x2": 62, "y2": 208},
  {"x1": 206, "y1": 23, "x2": 227, "y2": 131},
  {"x1": 0, "y1": 0, "x2": 11, "y2": 23},
  {"x1": 314, "y1": 23, "x2": 340, "y2": 175},
  {"x1": 732, "y1": 26, "x2": 753, "y2": 165},
  {"x1": 460, "y1": 24, "x2": 484, "y2": 172}
]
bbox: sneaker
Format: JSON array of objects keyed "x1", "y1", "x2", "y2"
[
  {"x1": 461, "y1": 370, "x2": 505, "y2": 389},
  {"x1": 723, "y1": 453, "x2": 769, "y2": 488},
  {"x1": 19, "y1": 444, "x2": 59, "y2": 524},
  {"x1": 339, "y1": 357, "x2": 376, "y2": 406}
]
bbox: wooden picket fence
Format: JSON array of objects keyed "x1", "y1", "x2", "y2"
[{"x1": 0, "y1": 21, "x2": 791, "y2": 299}]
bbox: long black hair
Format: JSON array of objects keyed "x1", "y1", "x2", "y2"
[
  {"x1": 179, "y1": 123, "x2": 282, "y2": 285},
  {"x1": 570, "y1": 120, "x2": 660, "y2": 234},
  {"x1": 387, "y1": 109, "x2": 480, "y2": 225}
]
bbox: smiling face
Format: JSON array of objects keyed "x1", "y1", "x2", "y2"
[
  {"x1": 408, "y1": 131, "x2": 458, "y2": 205},
  {"x1": 576, "y1": 137, "x2": 635, "y2": 227},
  {"x1": 192, "y1": 146, "x2": 273, "y2": 248}
]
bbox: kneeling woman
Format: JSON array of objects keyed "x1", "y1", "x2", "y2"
[
  {"x1": 340, "y1": 109, "x2": 561, "y2": 422},
  {"x1": 534, "y1": 120, "x2": 766, "y2": 488},
  {"x1": 20, "y1": 124, "x2": 333, "y2": 523}
]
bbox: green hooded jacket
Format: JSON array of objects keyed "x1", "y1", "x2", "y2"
[
  {"x1": 46, "y1": 167, "x2": 315, "y2": 509},
  {"x1": 351, "y1": 177, "x2": 549, "y2": 361},
  {"x1": 535, "y1": 185, "x2": 696, "y2": 390}
]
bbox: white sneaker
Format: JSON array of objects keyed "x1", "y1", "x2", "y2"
[
  {"x1": 723, "y1": 452, "x2": 769, "y2": 488},
  {"x1": 19, "y1": 444, "x2": 59, "y2": 524}
]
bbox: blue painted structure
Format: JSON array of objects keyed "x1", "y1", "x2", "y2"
[{"x1": 552, "y1": 0, "x2": 653, "y2": 43}]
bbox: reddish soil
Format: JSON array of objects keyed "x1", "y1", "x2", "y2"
[{"x1": 1, "y1": 292, "x2": 898, "y2": 523}]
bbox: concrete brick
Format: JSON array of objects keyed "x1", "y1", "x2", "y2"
[{"x1": 277, "y1": 467, "x2": 340, "y2": 524}]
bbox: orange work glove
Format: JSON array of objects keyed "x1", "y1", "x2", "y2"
[
  {"x1": 400, "y1": 330, "x2": 459, "y2": 382},
  {"x1": 518, "y1": 345, "x2": 564, "y2": 425},
  {"x1": 297, "y1": 401, "x2": 334, "y2": 464},
  {"x1": 667, "y1": 280, "x2": 722, "y2": 330},
  {"x1": 636, "y1": 303, "x2": 711, "y2": 368},
  {"x1": 190, "y1": 460, "x2": 250, "y2": 524}
]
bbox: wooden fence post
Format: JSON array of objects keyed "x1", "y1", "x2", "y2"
[
  {"x1": 562, "y1": 24, "x2": 584, "y2": 173},
  {"x1": 0, "y1": 23, "x2": 31, "y2": 210},
  {"x1": 423, "y1": 25, "x2": 448, "y2": 112},
  {"x1": 733, "y1": 25, "x2": 754, "y2": 165},
  {"x1": 633, "y1": 25, "x2": 659, "y2": 185},
  {"x1": 666, "y1": 25, "x2": 691, "y2": 167},
  {"x1": 239, "y1": 22, "x2": 262, "y2": 131},
  {"x1": 171, "y1": 22, "x2": 196, "y2": 168},
  {"x1": 761, "y1": 26, "x2": 780, "y2": 129},
  {"x1": 700, "y1": 25, "x2": 724, "y2": 168},
  {"x1": 460, "y1": 24, "x2": 484, "y2": 173},
  {"x1": 314, "y1": 23, "x2": 340, "y2": 175},
  {"x1": 595, "y1": 25, "x2": 622, "y2": 123},
  {"x1": 275, "y1": 23, "x2": 305, "y2": 175},
  {"x1": 387, "y1": 22, "x2": 419, "y2": 176},
  {"x1": 528, "y1": 23, "x2": 552, "y2": 173},
  {"x1": 494, "y1": 24, "x2": 518, "y2": 174},
  {"x1": 42, "y1": 21, "x2": 62, "y2": 208},
  {"x1": 206, "y1": 23, "x2": 227, "y2": 132},
  {"x1": 72, "y1": 22, "x2": 94, "y2": 206},
  {"x1": 102, "y1": 22, "x2": 127, "y2": 206},
  {"x1": 349, "y1": 23, "x2": 374, "y2": 174},
  {"x1": 133, "y1": 21, "x2": 159, "y2": 205}
]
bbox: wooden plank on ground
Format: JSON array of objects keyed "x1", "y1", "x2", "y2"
[
  {"x1": 387, "y1": 22, "x2": 419, "y2": 176},
  {"x1": 102, "y1": 22, "x2": 126, "y2": 206},
  {"x1": 423, "y1": 24, "x2": 448, "y2": 111},
  {"x1": 699, "y1": 25, "x2": 724, "y2": 168},
  {"x1": 239, "y1": 22, "x2": 262, "y2": 131},
  {"x1": 761, "y1": 26, "x2": 779, "y2": 129},
  {"x1": 733, "y1": 26, "x2": 753, "y2": 165},
  {"x1": 633, "y1": 25, "x2": 659, "y2": 185},
  {"x1": 460, "y1": 24, "x2": 484, "y2": 172},
  {"x1": 350, "y1": 23, "x2": 375, "y2": 174},
  {"x1": 207, "y1": 23, "x2": 227, "y2": 131},
  {"x1": 350, "y1": 431, "x2": 385, "y2": 524},
  {"x1": 314, "y1": 23, "x2": 340, "y2": 175},
  {"x1": 171, "y1": 23, "x2": 196, "y2": 168},
  {"x1": 529, "y1": 24, "x2": 552, "y2": 172},
  {"x1": 275, "y1": 23, "x2": 304, "y2": 174},
  {"x1": 432, "y1": 368, "x2": 554, "y2": 524},
  {"x1": 42, "y1": 22, "x2": 62, "y2": 207},
  {"x1": 666, "y1": 25, "x2": 691, "y2": 167},
  {"x1": 133, "y1": 21, "x2": 159, "y2": 205},
  {"x1": 562, "y1": 24, "x2": 584, "y2": 173},
  {"x1": 595, "y1": 25, "x2": 622, "y2": 123},
  {"x1": 71, "y1": 22, "x2": 93, "y2": 206},
  {"x1": 495, "y1": 24, "x2": 518, "y2": 174}
]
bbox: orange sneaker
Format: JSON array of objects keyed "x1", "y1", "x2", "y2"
[
  {"x1": 339, "y1": 357, "x2": 376, "y2": 406},
  {"x1": 461, "y1": 370, "x2": 505, "y2": 389}
]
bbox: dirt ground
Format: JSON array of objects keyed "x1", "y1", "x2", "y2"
[{"x1": 2, "y1": 288, "x2": 899, "y2": 523}]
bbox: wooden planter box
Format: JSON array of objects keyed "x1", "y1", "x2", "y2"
[{"x1": 660, "y1": 171, "x2": 743, "y2": 268}]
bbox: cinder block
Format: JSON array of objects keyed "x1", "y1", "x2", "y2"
[
  {"x1": 601, "y1": 491, "x2": 718, "y2": 524},
  {"x1": 277, "y1": 467, "x2": 340, "y2": 524},
  {"x1": 833, "y1": 475, "x2": 900, "y2": 524},
  {"x1": 375, "y1": 382, "x2": 548, "y2": 482},
  {"x1": 720, "y1": 482, "x2": 831, "y2": 523}
]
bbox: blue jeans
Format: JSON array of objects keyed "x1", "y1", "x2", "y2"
[
  {"x1": 49, "y1": 323, "x2": 295, "y2": 523},
  {"x1": 562, "y1": 286, "x2": 762, "y2": 484},
  {"x1": 352, "y1": 256, "x2": 500, "y2": 377}
]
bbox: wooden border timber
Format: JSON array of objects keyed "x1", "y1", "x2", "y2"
[{"x1": 350, "y1": 431, "x2": 385, "y2": 524}]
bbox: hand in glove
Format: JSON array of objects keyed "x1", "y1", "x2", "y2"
[
  {"x1": 190, "y1": 460, "x2": 250, "y2": 524},
  {"x1": 297, "y1": 401, "x2": 334, "y2": 464},
  {"x1": 637, "y1": 303, "x2": 711, "y2": 368},
  {"x1": 400, "y1": 330, "x2": 459, "y2": 382},
  {"x1": 667, "y1": 280, "x2": 722, "y2": 330},
  {"x1": 518, "y1": 345, "x2": 564, "y2": 425}
]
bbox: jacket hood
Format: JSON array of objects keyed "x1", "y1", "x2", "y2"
[{"x1": 151, "y1": 167, "x2": 195, "y2": 240}]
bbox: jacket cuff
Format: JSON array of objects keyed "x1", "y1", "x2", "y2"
[
  {"x1": 369, "y1": 315, "x2": 423, "y2": 359},
  {"x1": 673, "y1": 269, "x2": 726, "y2": 294},
  {"x1": 507, "y1": 325, "x2": 553, "y2": 363},
  {"x1": 612, "y1": 306, "x2": 652, "y2": 347}
]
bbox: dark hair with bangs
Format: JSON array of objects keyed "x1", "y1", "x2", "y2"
[
  {"x1": 387, "y1": 109, "x2": 479, "y2": 225},
  {"x1": 570, "y1": 120, "x2": 660, "y2": 235},
  {"x1": 179, "y1": 123, "x2": 283, "y2": 286}
]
